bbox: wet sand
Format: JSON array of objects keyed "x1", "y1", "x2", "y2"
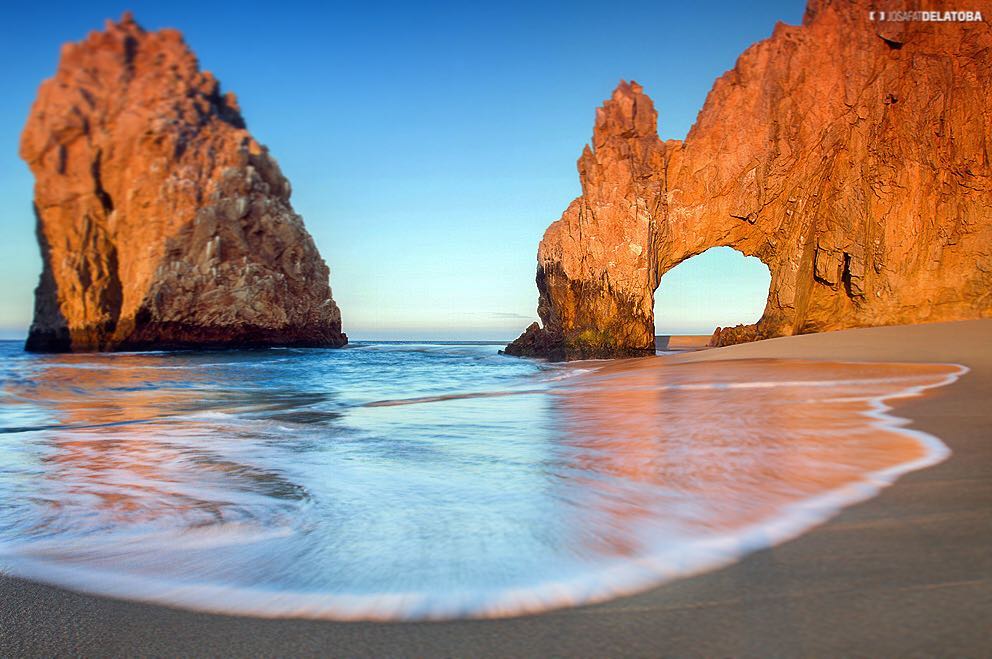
[{"x1": 2, "y1": 319, "x2": 990, "y2": 656}]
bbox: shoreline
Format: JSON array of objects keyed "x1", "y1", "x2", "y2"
[{"x1": 2, "y1": 320, "x2": 990, "y2": 656}]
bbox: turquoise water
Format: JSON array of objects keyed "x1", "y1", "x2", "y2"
[{"x1": 0, "y1": 340, "x2": 961, "y2": 619}]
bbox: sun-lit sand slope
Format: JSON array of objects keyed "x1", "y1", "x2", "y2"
[
  {"x1": 1, "y1": 320, "x2": 990, "y2": 655},
  {"x1": 654, "y1": 335, "x2": 710, "y2": 351},
  {"x1": 670, "y1": 319, "x2": 992, "y2": 366}
]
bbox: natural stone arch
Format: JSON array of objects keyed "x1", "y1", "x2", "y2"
[
  {"x1": 507, "y1": 0, "x2": 992, "y2": 360},
  {"x1": 504, "y1": 81, "x2": 807, "y2": 361}
]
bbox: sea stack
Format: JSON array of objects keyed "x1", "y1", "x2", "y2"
[
  {"x1": 507, "y1": 0, "x2": 992, "y2": 360},
  {"x1": 21, "y1": 13, "x2": 346, "y2": 352}
]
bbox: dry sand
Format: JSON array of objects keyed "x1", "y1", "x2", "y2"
[{"x1": 2, "y1": 319, "x2": 990, "y2": 657}]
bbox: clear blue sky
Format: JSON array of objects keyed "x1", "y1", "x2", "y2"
[{"x1": 0, "y1": 0, "x2": 804, "y2": 340}]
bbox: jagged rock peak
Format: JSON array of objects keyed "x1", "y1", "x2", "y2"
[{"x1": 592, "y1": 80, "x2": 659, "y2": 146}]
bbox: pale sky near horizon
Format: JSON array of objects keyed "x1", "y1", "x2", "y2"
[{"x1": 0, "y1": 0, "x2": 804, "y2": 340}]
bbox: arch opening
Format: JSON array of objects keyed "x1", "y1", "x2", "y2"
[{"x1": 653, "y1": 247, "x2": 771, "y2": 352}]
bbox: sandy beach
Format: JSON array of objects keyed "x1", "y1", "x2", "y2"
[
  {"x1": 2, "y1": 319, "x2": 990, "y2": 657},
  {"x1": 655, "y1": 335, "x2": 711, "y2": 351}
]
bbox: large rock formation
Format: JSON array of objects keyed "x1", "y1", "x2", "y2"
[
  {"x1": 22, "y1": 13, "x2": 346, "y2": 352},
  {"x1": 507, "y1": 0, "x2": 992, "y2": 360}
]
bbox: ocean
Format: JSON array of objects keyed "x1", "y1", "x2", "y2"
[{"x1": 0, "y1": 340, "x2": 964, "y2": 619}]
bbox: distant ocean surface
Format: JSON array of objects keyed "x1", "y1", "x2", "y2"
[{"x1": 0, "y1": 340, "x2": 964, "y2": 620}]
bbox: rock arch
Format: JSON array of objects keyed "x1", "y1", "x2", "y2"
[{"x1": 506, "y1": 0, "x2": 992, "y2": 360}]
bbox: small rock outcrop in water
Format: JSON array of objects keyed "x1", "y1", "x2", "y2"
[
  {"x1": 21, "y1": 13, "x2": 346, "y2": 352},
  {"x1": 507, "y1": 0, "x2": 992, "y2": 360}
]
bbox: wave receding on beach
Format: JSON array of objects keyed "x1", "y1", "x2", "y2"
[{"x1": 0, "y1": 341, "x2": 967, "y2": 620}]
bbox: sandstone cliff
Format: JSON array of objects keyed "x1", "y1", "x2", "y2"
[
  {"x1": 507, "y1": 0, "x2": 992, "y2": 360},
  {"x1": 22, "y1": 13, "x2": 346, "y2": 352}
]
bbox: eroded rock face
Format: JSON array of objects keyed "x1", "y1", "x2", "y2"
[
  {"x1": 507, "y1": 0, "x2": 992, "y2": 360},
  {"x1": 22, "y1": 13, "x2": 346, "y2": 352},
  {"x1": 506, "y1": 81, "x2": 671, "y2": 360}
]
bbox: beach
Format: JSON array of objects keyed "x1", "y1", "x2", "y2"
[{"x1": 2, "y1": 319, "x2": 990, "y2": 657}]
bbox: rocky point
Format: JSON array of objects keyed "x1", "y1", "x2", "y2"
[{"x1": 21, "y1": 13, "x2": 346, "y2": 352}]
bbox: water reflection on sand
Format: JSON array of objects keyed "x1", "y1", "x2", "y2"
[
  {"x1": 2, "y1": 352, "x2": 318, "y2": 538},
  {"x1": 0, "y1": 344, "x2": 965, "y2": 619},
  {"x1": 550, "y1": 359, "x2": 957, "y2": 557}
]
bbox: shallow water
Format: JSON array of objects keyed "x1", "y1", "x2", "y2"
[{"x1": 0, "y1": 340, "x2": 964, "y2": 619}]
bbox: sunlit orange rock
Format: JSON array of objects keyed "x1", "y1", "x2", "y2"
[
  {"x1": 21, "y1": 13, "x2": 346, "y2": 352},
  {"x1": 507, "y1": 0, "x2": 992, "y2": 360}
]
